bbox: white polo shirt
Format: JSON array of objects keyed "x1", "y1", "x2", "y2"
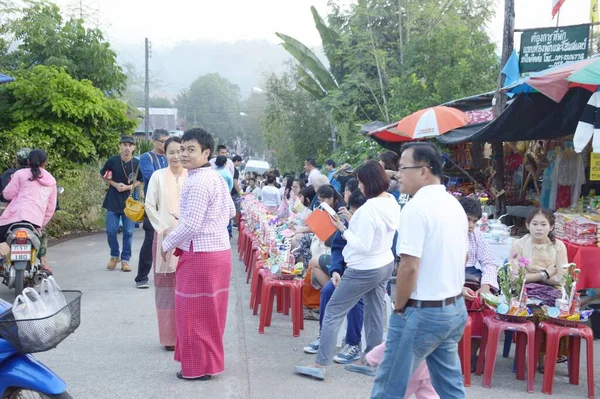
[
  {"x1": 397, "y1": 184, "x2": 468, "y2": 301},
  {"x1": 307, "y1": 168, "x2": 323, "y2": 186}
]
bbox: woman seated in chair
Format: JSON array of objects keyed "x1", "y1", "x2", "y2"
[{"x1": 509, "y1": 208, "x2": 567, "y2": 306}]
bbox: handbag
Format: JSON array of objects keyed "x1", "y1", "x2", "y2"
[{"x1": 124, "y1": 160, "x2": 145, "y2": 223}]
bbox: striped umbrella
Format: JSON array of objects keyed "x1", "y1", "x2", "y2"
[{"x1": 368, "y1": 106, "x2": 471, "y2": 142}]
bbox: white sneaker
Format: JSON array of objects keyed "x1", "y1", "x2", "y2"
[
  {"x1": 303, "y1": 336, "x2": 320, "y2": 354},
  {"x1": 334, "y1": 344, "x2": 361, "y2": 364}
]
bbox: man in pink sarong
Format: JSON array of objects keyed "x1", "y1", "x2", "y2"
[{"x1": 162, "y1": 128, "x2": 236, "y2": 381}]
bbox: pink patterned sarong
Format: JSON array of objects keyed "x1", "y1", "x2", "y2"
[{"x1": 174, "y1": 247, "x2": 232, "y2": 378}]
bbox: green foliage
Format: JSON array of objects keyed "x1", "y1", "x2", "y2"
[
  {"x1": 267, "y1": 0, "x2": 499, "y2": 167},
  {"x1": 0, "y1": 65, "x2": 137, "y2": 174},
  {"x1": 0, "y1": 1, "x2": 127, "y2": 95},
  {"x1": 174, "y1": 73, "x2": 241, "y2": 141},
  {"x1": 262, "y1": 68, "x2": 331, "y2": 172},
  {"x1": 134, "y1": 138, "x2": 154, "y2": 156},
  {"x1": 44, "y1": 165, "x2": 107, "y2": 237}
]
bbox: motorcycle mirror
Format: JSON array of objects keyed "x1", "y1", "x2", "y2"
[{"x1": 58, "y1": 186, "x2": 65, "y2": 194}]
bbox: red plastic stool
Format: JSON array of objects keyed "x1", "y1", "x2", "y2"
[
  {"x1": 258, "y1": 275, "x2": 304, "y2": 337},
  {"x1": 535, "y1": 321, "x2": 595, "y2": 399},
  {"x1": 249, "y1": 260, "x2": 265, "y2": 309},
  {"x1": 246, "y1": 243, "x2": 260, "y2": 284},
  {"x1": 237, "y1": 221, "x2": 246, "y2": 253},
  {"x1": 252, "y1": 268, "x2": 270, "y2": 315},
  {"x1": 239, "y1": 228, "x2": 250, "y2": 261},
  {"x1": 244, "y1": 239, "x2": 258, "y2": 273},
  {"x1": 458, "y1": 316, "x2": 473, "y2": 387},
  {"x1": 476, "y1": 317, "x2": 536, "y2": 393}
]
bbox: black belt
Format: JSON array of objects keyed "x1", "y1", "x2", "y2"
[{"x1": 395, "y1": 294, "x2": 462, "y2": 313}]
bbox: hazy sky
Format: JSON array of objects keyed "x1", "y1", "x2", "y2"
[{"x1": 54, "y1": 0, "x2": 591, "y2": 49}]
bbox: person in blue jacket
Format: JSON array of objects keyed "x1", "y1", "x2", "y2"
[{"x1": 303, "y1": 190, "x2": 367, "y2": 364}]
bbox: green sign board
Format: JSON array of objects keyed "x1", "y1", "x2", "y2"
[{"x1": 519, "y1": 24, "x2": 590, "y2": 73}]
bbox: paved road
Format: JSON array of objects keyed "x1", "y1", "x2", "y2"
[{"x1": 0, "y1": 231, "x2": 598, "y2": 398}]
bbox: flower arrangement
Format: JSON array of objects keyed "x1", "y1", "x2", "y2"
[
  {"x1": 562, "y1": 263, "x2": 581, "y2": 299},
  {"x1": 497, "y1": 255, "x2": 528, "y2": 303}
]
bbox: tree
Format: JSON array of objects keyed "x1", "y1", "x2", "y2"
[
  {"x1": 0, "y1": 65, "x2": 137, "y2": 174},
  {"x1": 0, "y1": 1, "x2": 127, "y2": 95},
  {"x1": 241, "y1": 90, "x2": 267, "y2": 157},
  {"x1": 174, "y1": 73, "x2": 241, "y2": 141},
  {"x1": 262, "y1": 68, "x2": 331, "y2": 172},
  {"x1": 121, "y1": 62, "x2": 173, "y2": 108}
]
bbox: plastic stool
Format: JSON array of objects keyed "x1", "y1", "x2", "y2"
[
  {"x1": 249, "y1": 260, "x2": 265, "y2": 310},
  {"x1": 535, "y1": 321, "x2": 595, "y2": 399},
  {"x1": 258, "y1": 275, "x2": 304, "y2": 336},
  {"x1": 246, "y1": 243, "x2": 260, "y2": 284},
  {"x1": 239, "y1": 228, "x2": 251, "y2": 261},
  {"x1": 244, "y1": 240, "x2": 258, "y2": 274},
  {"x1": 459, "y1": 316, "x2": 473, "y2": 387},
  {"x1": 252, "y1": 268, "x2": 270, "y2": 315},
  {"x1": 237, "y1": 221, "x2": 245, "y2": 254},
  {"x1": 476, "y1": 317, "x2": 536, "y2": 393}
]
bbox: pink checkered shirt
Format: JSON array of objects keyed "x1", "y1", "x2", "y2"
[
  {"x1": 162, "y1": 166, "x2": 235, "y2": 253},
  {"x1": 467, "y1": 230, "x2": 499, "y2": 289}
]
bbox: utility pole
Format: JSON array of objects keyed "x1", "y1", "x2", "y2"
[
  {"x1": 492, "y1": 0, "x2": 515, "y2": 217},
  {"x1": 144, "y1": 38, "x2": 151, "y2": 140}
]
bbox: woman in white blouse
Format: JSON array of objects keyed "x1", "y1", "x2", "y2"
[
  {"x1": 261, "y1": 173, "x2": 281, "y2": 213},
  {"x1": 145, "y1": 137, "x2": 188, "y2": 351}
]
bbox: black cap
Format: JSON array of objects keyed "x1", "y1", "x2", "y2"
[{"x1": 120, "y1": 136, "x2": 135, "y2": 144}]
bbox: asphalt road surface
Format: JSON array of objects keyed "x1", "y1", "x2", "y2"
[{"x1": 0, "y1": 231, "x2": 597, "y2": 398}]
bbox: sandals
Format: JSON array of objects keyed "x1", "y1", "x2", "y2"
[
  {"x1": 538, "y1": 356, "x2": 569, "y2": 374},
  {"x1": 176, "y1": 371, "x2": 211, "y2": 381}
]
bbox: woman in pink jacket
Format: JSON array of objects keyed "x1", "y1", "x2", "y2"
[{"x1": 0, "y1": 150, "x2": 57, "y2": 242}]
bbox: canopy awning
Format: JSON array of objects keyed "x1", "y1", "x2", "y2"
[{"x1": 437, "y1": 88, "x2": 593, "y2": 145}]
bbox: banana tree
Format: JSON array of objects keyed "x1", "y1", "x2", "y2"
[{"x1": 276, "y1": 6, "x2": 343, "y2": 148}]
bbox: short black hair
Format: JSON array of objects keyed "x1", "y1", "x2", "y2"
[
  {"x1": 348, "y1": 190, "x2": 367, "y2": 210},
  {"x1": 300, "y1": 186, "x2": 316, "y2": 206},
  {"x1": 181, "y1": 128, "x2": 215, "y2": 158},
  {"x1": 152, "y1": 128, "x2": 170, "y2": 140},
  {"x1": 216, "y1": 144, "x2": 227, "y2": 152},
  {"x1": 215, "y1": 155, "x2": 228, "y2": 167},
  {"x1": 272, "y1": 169, "x2": 280, "y2": 178},
  {"x1": 401, "y1": 142, "x2": 443, "y2": 177},
  {"x1": 325, "y1": 159, "x2": 336, "y2": 168},
  {"x1": 266, "y1": 173, "x2": 276, "y2": 185},
  {"x1": 232, "y1": 155, "x2": 243, "y2": 163},
  {"x1": 379, "y1": 150, "x2": 400, "y2": 171},
  {"x1": 459, "y1": 197, "x2": 482, "y2": 219},
  {"x1": 164, "y1": 136, "x2": 181, "y2": 151},
  {"x1": 317, "y1": 184, "x2": 336, "y2": 199},
  {"x1": 356, "y1": 160, "x2": 390, "y2": 199},
  {"x1": 305, "y1": 157, "x2": 317, "y2": 168},
  {"x1": 345, "y1": 178, "x2": 359, "y2": 194}
]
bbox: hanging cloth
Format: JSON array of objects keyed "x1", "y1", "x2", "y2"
[{"x1": 574, "y1": 91, "x2": 600, "y2": 153}]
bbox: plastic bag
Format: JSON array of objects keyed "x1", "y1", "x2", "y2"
[
  {"x1": 40, "y1": 277, "x2": 70, "y2": 331},
  {"x1": 13, "y1": 288, "x2": 56, "y2": 347}
]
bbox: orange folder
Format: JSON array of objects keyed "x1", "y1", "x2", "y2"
[{"x1": 305, "y1": 209, "x2": 337, "y2": 242}]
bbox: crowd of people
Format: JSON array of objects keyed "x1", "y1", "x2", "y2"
[{"x1": 0, "y1": 127, "x2": 576, "y2": 396}]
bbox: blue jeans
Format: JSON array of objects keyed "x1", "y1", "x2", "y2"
[
  {"x1": 320, "y1": 281, "x2": 364, "y2": 346},
  {"x1": 106, "y1": 210, "x2": 135, "y2": 261},
  {"x1": 371, "y1": 297, "x2": 468, "y2": 399}
]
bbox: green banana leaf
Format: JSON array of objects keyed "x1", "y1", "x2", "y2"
[
  {"x1": 311, "y1": 6, "x2": 343, "y2": 82},
  {"x1": 297, "y1": 66, "x2": 327, "y2": 99},
  {"x1": 276, "y1": 32, "x2": 338, "y2": 93}
]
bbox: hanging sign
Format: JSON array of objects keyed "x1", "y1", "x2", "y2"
[
  {"x1": 590, "y1": 153, "x2": 600, "y2": 181},
  {"x1": 519, "y1": 24, "x2": 590, "y2": 73}
]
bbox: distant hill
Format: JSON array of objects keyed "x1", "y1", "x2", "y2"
[{"x1": 117, "y1": 40, "x2": 293, "y2": 99}]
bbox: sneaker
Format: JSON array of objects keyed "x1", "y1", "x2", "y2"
[
  {"x1": 121, "y1": 261, "x2": 132, "y2": 272},
  {"x1": 333, "y1": 344, "x2": 361, "y2": 364},
  {"x1": 136, "y1": 281, "x2": 150, "y2": 289},
  {"x1": 107, "y1": 257, "x2": 120, "y2": 270},
  {"x1": 303, "y1": 336, "x2": 320, "y2": 354}
]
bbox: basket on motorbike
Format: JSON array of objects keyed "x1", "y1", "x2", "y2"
[{"x1": 0, "y1": 290, "x2": 82, "y2": 354}]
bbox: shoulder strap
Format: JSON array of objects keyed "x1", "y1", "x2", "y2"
[
  {"x1": 130, "y1": 159, "x2": 141, "y2": 198},
  {"x1": 147, "y1": 152, "x2": 154, "y2": 165}
]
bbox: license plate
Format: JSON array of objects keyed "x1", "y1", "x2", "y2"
[{"x1": 10, "y1": 244, "x2": 31, "y2": 261}]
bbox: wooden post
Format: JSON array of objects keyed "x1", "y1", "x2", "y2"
[{"x1": 492, "y1": 0, "x2": 515, "y2": 217}]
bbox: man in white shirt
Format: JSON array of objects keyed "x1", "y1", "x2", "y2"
[
  {"x1": 304, "y1": 157, "x2": 323, "y2": 187},
  {"x1": 371, "y1": 142, "x2": 469, "y2": 399}
]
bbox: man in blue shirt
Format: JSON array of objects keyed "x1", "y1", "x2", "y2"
[
  {"x1": 135, "y1": 129, "x2": 170, "y2": 289},
  {"x1": 325, "y1": 159, "x2": 342, "y2": 193}
]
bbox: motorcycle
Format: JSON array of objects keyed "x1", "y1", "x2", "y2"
[
  {"x1": 0, "y1": 187, "x2": 64, "y2": 297},
  {"x1": 1, "y1": 224, "x2": 47, "y2": 297}
]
